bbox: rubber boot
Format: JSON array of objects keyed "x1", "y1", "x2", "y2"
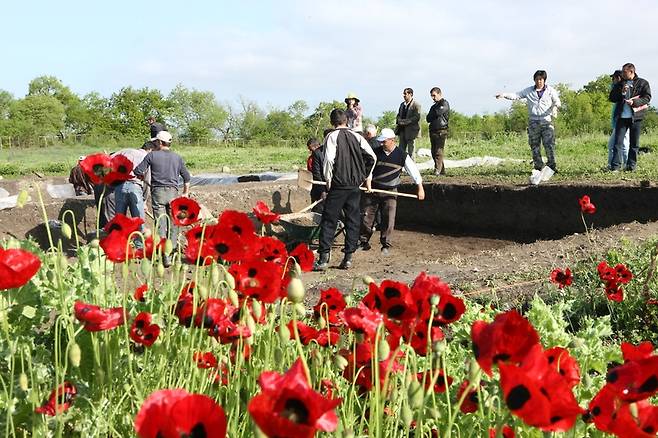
[
  {"x1": 313, "y1": 252, "x2": 330, "y2": 272},
  {"x1": 338, "y1": 252, "x2": 353, "y2": 270}
]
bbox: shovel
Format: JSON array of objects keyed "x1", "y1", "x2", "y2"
[{"x1": 297, "y1": 170, "x2": 419, "y2": 199}]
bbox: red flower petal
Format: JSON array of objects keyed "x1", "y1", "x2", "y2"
[{"x1": 0, "y1": 247, "x2": 41, "y2": 290}]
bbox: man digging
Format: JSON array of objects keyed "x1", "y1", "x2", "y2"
[{"x1": 358, "y1": 128, "x2": 425, "y2": 255}]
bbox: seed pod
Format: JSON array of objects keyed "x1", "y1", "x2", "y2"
[
  {"x1": 278, "y1": 324, "x2": 291, "y2": 343},
  {"x1": 89, "y1": 239, "x2": 100, "y2": 249},
  {"x1": 210, "y1": 264, "x2": 221, "y2": 285},
  {"x1": 140, "y1": 259, "x2": 152, "y2": 276},
  {"x1": 408, "y1": 379, "x2": 424, "y2": 409},
  {"x1": 427, "y1": 407, "x2": 442, "y2": 420},
  {"x1": 156, "y1": 263, "x2": 165, "y2": 277},
  {"x1": 291, "y1": 261, "x2": 303, "y2": 278},
  {"x1": 221, "y1": 267, "x2": 236, "y2": 290},
  {"x1": 317, "y1": 316, "x2": 327, "y2": 330},
  {"x1": 287, "y1": 278, "x2": 305, "y2": 304},
  {"x1": 246, "y1": 314, "x2": 256, "y2": 334},
  {"x1": 362, "y1": 275, "x2": 375, "y2": 285},
  {"x1": 61, "y1": 222, "x2": 72, "y2": 240},
  {"x1": 69, "y1": 343, "x2": 81, "y2": 368},
  {"x1": 228, "y1": 289, "x2": 239, "y2": 307},
  {"x1": 293, "y1": 303, "x2": 306, "y2": 316},
  {"x1": 377, "y1": 336, "x2": 391, "y2": 362},
  {"x1": 19, "y1": 373, "x2": 28, "y2": 391},
  {"x1": 164, "y1": 239, "x2": 174, "y2": 255},
  {"x1": 252, "y1": 300, "x2": 263, "y2": 321},
  {"x1": 198, "y1": 285, "x2": 209, "y2": 300},
  {"x1": 59, "y1": 255, "x2": 68, "y2": 271},
  {"x1": 430, "y1": 294, "x2": 440, "y2": 306},
  {"x1": 401, "y1": 404, "x2": 414, "y2": 427},
  {"x1": 333, "y1": 355, "x2": 349, "y2": 371}
]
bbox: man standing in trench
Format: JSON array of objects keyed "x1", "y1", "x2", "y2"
[{"x1": 313, "y1": 108, "x2": 376, "y2": 271}]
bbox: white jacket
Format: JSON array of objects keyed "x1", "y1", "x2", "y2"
[{"x1": 501, "y1": 85, "x2": 561, "y2": 122}]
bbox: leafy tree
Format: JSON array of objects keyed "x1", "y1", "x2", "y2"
[
  {"x1": 7, "y1": 94, "x2": 65, "y2": 142},
  {"x1": 28, "y1": 76, "x2": 84, "y2": 137},
  {"x1": 375, "y1": 111, "x2": 397, "y2": 130},
  {"x1": 108, "y1": 87, "x2": 170, "y2": 138},
  {"x1": 304, "y1": 100, "x2": 344, "y2": 138},
  {"x1": 0, "y1": 90, "x2": 13, "y2": 120},
  {"x1": 167, "y1": 84, "x2": 228, "y2": 143}
]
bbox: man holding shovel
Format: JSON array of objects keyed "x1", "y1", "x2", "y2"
[
  {"x1": 358, "y1": 128, "x2": 425, "y2": 255},
  {"x1": 313, "y1": 108, "x2": 376, "y2": 271}
]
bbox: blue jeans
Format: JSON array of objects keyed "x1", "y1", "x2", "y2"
[
  {"x1": 151, "y1": 186, "x2": 180, "y2": 248},
  {"x1": 607, "y1": 127, "x2": 629, "y2": 169},
  {"x1": 612, "y1": 118, "x2": 643, "y2": 170},
  {"x1": 115, "y1": 181, "x2": 146, "y2": 248}
]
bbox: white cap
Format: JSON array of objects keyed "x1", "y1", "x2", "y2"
[
  {"x1": 376, "y1": 128, "x2": 396, "y2": 142},
  {"x1": 151, "y1": 131, "x2": 172, "y2": 143}
]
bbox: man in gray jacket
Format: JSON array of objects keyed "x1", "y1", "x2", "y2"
[{"x1": 395, "y1": 88, "x2": 421, "y2": 157}]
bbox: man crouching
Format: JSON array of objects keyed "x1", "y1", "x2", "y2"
[
  {"x1": 359, "y1": 128, "x2": 425, "y2": 255},
  {"x1": 313, "y1": 109, "x2": 377, "y2": 271}
]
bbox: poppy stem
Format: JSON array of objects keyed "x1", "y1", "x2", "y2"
[{"x1": 290, "y1": 303, "x2": 312, "y2": 383}]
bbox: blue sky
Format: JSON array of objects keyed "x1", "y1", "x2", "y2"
[{"x1": 4, "y1": 0, "x2": 658, "y2": 117}]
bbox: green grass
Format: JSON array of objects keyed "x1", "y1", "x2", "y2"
[{"x1": 2, "y1": 132, "x2": 657, "y2": 183}]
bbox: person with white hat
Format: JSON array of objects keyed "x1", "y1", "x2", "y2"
[
  {"x1": 358, "y1": 127, "x2": 425, "y2": 255},
  {"x1": 344, "y1": 92, "x2": 363, "y2": 132},
  {"x1": 133, "y1": 131, "x2": 191, "y2": 267}
]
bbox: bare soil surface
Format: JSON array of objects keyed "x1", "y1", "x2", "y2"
[{"x1": 2, "y1": 176, "x2": 657, "y2": 302}]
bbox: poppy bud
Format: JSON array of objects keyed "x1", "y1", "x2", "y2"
[
  {"x1": 252, "y1": 300, "x2": 263, "y2": 320},
  {"x1": 408, "y1": 379, "x2": 424, "y2": 409},
  {"x1": 59, "y1": 254, "x2": 68, "y2": 271},
  {"x1": 61, "y1": 222, "x2": 72, "y2": 240},
  {"x1": 293, "y1": 303, "x2": 306, "y2": 316},
  {"x1": 278, "y1": 324, "x2": 290, "y2": 343},
  {"x1": 89, "y1": 239, "x2": 100, "y2": 249},
  {"x1": 69, "y1": 343, "x2": 81, "y2": 368},
  {"x1": 401, "y1": 404, "x2": 414, "y2": 427},
  {"x1": 246, "y1": 314, "x2": 256, "y2": 334},
  {"x1": 164, "y1": 239, "x2": 174, "y2": 256},
  {"x1": 198, "y1": 285, "x2": 209, "y2": 300},
  {"x1": 46, "y1": 270, "x2": 55, "y2": 282},
  {"x1": 430, "y1": 294, "x2": 441, "y2": 306},
  {"x1": 333, "y1": 355, "x2": 349, "y2": 371},
  {"x1": 220, "y1": 266, "x2": 236, "y2": 290},
  {"x1": 377, "y1": 336, "x2": 391, "y2": 362},
  {"x1": 156, "y1": 263, "x2": 165, "y2": 277},
  {"x1": 245, "y1": 335, "x2": 254, "y2": 345},
  {"x1": 290, "y1": 261, "x2": 303, "y2": 278},
  {"x1": 273, "y1": 347, "x2": 284, "y2": 364},
  {"x1": 287, "y1": 278, "x2": 305, "y2": 304},
  {"x1": 468, "y1": 360, "x2": 481, "y2": 387},
  {"x1": 342, "y1": 429, "x2": 355, "y2": 438},
  {"x1": 16, "y1": 189, "x2": 29, "y2": 208},
  {"x1": 140, "y1": 259, "x2": 151, "y2": 276},
  {"x1": 19, "y1": 373, "x2": 28, "y2": 391},
  {"x1": 362, "y1": 275, "x2": 375, "y2": 285},
  {"x1": 432, "y1": 340, "x2": 447, "y2": 354},
  {"x1": 427, "y1": 407, "x2": 442, "y2": 420},
  {"x1": 228, "y1": 290, "x2": 239, "y2": 307},
  {"x1": 312, "y1": 349, "x2": 323, "y2": 364},
  {"x1": 210, "y1": 264, "x2": 221, "y2": 285},
  {"x1": 317, "y1": 316, "x2": 327, "y2": 330}
]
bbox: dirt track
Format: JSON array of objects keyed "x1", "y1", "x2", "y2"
[{"x1": 1, "y1": 176, "x2": 657, "y2": 301}]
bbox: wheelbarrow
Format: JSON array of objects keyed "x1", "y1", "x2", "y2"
[{"x1": 278, "y1": 212, "x2": 322, "y2": 245}]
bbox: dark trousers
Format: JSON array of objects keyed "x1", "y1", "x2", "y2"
[
  {"x1": 93, "y1": 184, "x2": 116, "y2": 229},
  {"x1": 430, "y1": 130, "x2": 448, "y2": 174},
  {"x1": 399, "y1": 133, "x2": 416, "y2": 157},
  {"x1": 318, "y1": 188, "x2": 361, "y2": 255},
  {"x1": 360, "y1": 192, "x2": 397, "y2": 248},
  {"x1": 613, "y1": 118, "x2": 643, "y2": 170}
]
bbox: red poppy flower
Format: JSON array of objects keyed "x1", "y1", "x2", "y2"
[
  {"x1": 134, "y1": 236, "x2": 167, "y2": 260},
  {"x1": 208, "y1": 224, "x2": 258, "y2": 263},
  {"x1": 229, "y1": 260, "x2": 283, "y2": 303},
  {"x1": 134, "y1": 284, "x2": 148, "y2": 302},
  {"x1": 597, "y1": 261, "x2": 617, "y2": 282},
  {"x1": 579, "y1": 195, "x2": 596, "y2": 214},
  {"x1": 418, "y1": 370, "x2": 453, "y2": 393},
  {"x1": 35, "y1": 382, "x2": 77, "y2": 416},
  {"x1": 622, "y1": 341, "x2": 654, "y2": 362},
  {"x1": 134, "y1": 389, "x2": 227, "y2": 438},
  {"x1": 254, "y1": 236, "x2": 288, "y2": 264},
  {"x1": 471, "y1": 309, "x2": 541, "y2": 376},
  {"x1": 544, "y1": 346, "x2": 580, "y2": 388},
  {"x1": 194, "y1": 352, "x2": 219, "y2": 369},
  {"x1": 74, "y1": 301, "x2": 126, "y2": 332},
  {"x1": 606, "y1": 355, "x2": 658, "y2": 402},
  {"x1": 614, "y1": 263, "x2": 633, "y2": 284},
  {"x1": 248, "y1": 358, "x2": 341, "y2": 437},
  {"x1": 174, "y1": 282, "x2": 197, "y2": 327},
  {"x1": 402, "y1": 318, "x2": 445, "y2": 356},
  {"x1": 457, "y1": 380, "x2": 479, "y2": 414},
  {"x1": 489, "y1": 425, "x2": 515, "y2": 438},
  {"x1": 218, "y1": 210, "x2": 256, "y2": 238},
  {"x1": 185, "y1": 224, "x2": 218, "y2": 265},
  {"x1": 253, "y1": 200, "x2": 280, "y2": 225},
  {"x1": 605, "y1": 281, "x2": 624, "y2": 302},
  {"x1": 105, "y1": 154, "x2": 134, "y2": 185},
  {"x1": 290, "y1": 243, "x2": 315, "y2": 272},
  {"x1": 170, "y1": 197, "x2": 201, "y2": 227},
  {"x1": 583, "y1": 384, "x2": 656, "y2": 436},
  {"x1": 313, "y1": 287, "x2": 347, "y2": 326},
  {"x1": 0, "y1": 246, "x2": 41, "y2": 290},
  {"x1": 80, "y1": 153, "x2": 112, "y2": 185},
  {"x1": 339, "y1": 303, "x2": 383, "y2": 341},
  {"x1": 130, "y1": 312, "x2": 160, "y2": 347},
  {"x1": 340, "y1": 341, "x2": 403, "y2": 392},
  {"x1": 286, "y1": 321, "x2": 340, "y2": 347},
  {"x1": 362, "y1": 279, "x2": 418, "y2": 321},
  {"x1": 100, "y1": 232, "x2": 136, "y2": 263},
  {"x1": 499, "y1": 344, "x2": 583, "y2": 432},
  {"x1": 104, "y1": 213, "x2": 144, "y2": 236},
  {"x1": 550, "y1": 267, "x2": 573, "y2": 289}
]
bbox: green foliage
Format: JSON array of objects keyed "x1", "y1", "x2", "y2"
[{"x1": 167, "y1": 84, "x2": 228, "y2": 143}]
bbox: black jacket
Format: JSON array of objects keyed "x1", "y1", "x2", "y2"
[
  {"x1": 609, "y1": 76, "x2": 651, "y2": 122},
  {"x1": 426, "y1": 99, "x2": 450, "y2": 131},
  {"x1": 323, "y1": 128, "x2": 376, "y2": 189}
]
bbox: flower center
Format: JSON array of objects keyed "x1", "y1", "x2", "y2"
[{"x1": 281, "y1": 398, "x2": 309, "y2": 424}]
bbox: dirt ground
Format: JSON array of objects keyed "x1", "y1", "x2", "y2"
[{"x1": 2, "y1": 176, "x2": 657, "y2": 302}]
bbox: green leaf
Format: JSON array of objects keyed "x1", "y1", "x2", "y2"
[{"x1": 21, "y1": 306, "x2": 36, "y2": 319}]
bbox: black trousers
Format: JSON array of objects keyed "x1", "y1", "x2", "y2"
[
  {"x1": 318, "y1": 188, "x2": 361, "y2": 255},
  {"x1": 613, "y1": 118, "x2": 643, "y2": 170},
  {"x1": 430, "y1": 130, "x2": 448, "y2": 174}
]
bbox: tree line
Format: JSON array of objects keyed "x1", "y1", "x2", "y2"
[{"x1": 0, "y1": 75, "x2": 656, "y2": 147}]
